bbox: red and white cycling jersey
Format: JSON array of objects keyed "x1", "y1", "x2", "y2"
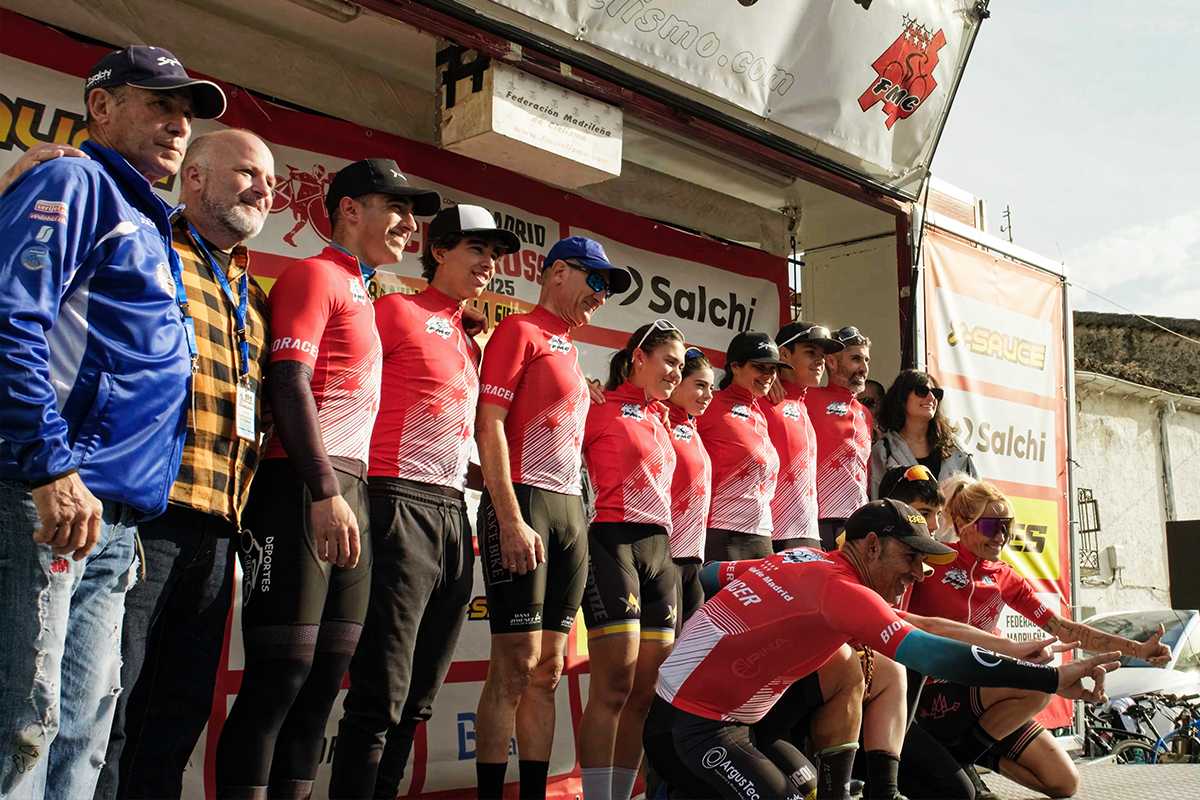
[
  {"x1": 697, "y1": 385, "x2": 780, "y2": 536},
  {"x1": 368, "y1": 286, "x2": 480, "y2": 491},
  {"x1": 907, "y1": 541, "x2": 1054, "y2": 634},
  {"x1": 657, "y1": 549, "x2": 914, "y2": 723},
  {"x1": 479, "y1": 305, "x2": 589, "y2": 495},
  {"x1": 667, "y1": 402, "x2": 712, "y2": 560},
  {"x1": 765, "y1": 382, "x2": 819, "y2": 542},
  {"x1": 806, "y1": 384, "x2": 873, "y2": 519},
  {"x1": 265, "y1": 246, "x2": 381, "y2": 468},
  {"x1": 583, "y1": 382, "x2": 676, "y2": 529}
]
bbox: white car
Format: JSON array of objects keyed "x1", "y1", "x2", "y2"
[{"x1": 1081, "y1": 609, "x2": 1200, "y2": 700}]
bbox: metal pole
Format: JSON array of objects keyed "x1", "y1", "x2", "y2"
[
  {"x1": 1157, "y1": 400, "x2": 1178, "y2": 522},
  {"x1": 1061, "y1": 271, "x2": 1084, "y2": 740}
]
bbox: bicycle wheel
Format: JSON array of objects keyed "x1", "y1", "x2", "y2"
[{"x1": 1111, "y1": 739, "x2": 1158, "y2": 764}]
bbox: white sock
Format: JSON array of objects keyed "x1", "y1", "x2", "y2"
[
  {"x1": 612, "y1": 766, "x2": 638, "y2": 800},
  {"x1": 582, "y1": 766, "x2": 613, "y2": 800}
]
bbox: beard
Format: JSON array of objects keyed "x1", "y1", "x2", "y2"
[{"x1": 202, "y1": 186, "x2": 266, "y2": 242}]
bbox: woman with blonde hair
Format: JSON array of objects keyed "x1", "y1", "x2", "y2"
[{"x1": 907, "y1": 476, "x2": 1169, "y2": 799}]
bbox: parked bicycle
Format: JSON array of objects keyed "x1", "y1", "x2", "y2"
[{"x1": 1097, "y1": 693, "x2": 1200, "y2": 764}]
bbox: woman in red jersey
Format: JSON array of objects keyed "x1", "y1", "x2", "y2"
[
  {"x1": 578, "y1": 320, "x2": 686, "y2": 800},
  {"x1": 665, "y1": 347, "x2": 715, "y2": 630},
  {"x1": 697, "y1": 331, "x2": 787, "y2": 561},
  {"x1": 909, "y1": 477, "x2": 1169, "y2": 799}
]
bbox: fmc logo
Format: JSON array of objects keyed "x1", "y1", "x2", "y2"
[{"x1": 858, "y1": 14, "x2": 947, "y2": 129}]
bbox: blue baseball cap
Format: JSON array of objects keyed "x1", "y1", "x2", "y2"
[
  {"x1": 85, "y1": 46, "x2": 226, "y2": 119},
  {"x1": 544, "y1": 236, "x2": 632, "y2": 294}
]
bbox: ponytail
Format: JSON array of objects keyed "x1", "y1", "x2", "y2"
[
  {"x1": 718, "y1": 363, "x2": 738, "y2": 390},
  {"x1": 606, "y1": 348, "x2": 634, "y2": 390}
]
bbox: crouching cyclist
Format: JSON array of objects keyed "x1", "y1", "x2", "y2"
[{"x1": 643, "y1": 499, "x2": 1119, "y2": 800}]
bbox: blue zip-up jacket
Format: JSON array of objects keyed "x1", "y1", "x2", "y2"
[{"x1": 0, "y1": 140, "x2": 190, "y2": 518}]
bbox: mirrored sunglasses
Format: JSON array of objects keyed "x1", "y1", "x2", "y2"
[
  {"x1": 567, "y1": 261, "x2": 613, "y2": 297},
  {"x1": 975, "y1": 517, "x2": 1013, "y2": 539},
  {"x1": 902, "y1": 464, "x2": 935, "y2": 482},
  {"x1": 685, "y1": 347, "x2": 705, "y2": 360},
  {"x1": 834, "y1": 325, "x2": 868, "y2": 346}
]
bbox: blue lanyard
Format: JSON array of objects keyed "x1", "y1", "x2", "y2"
[
  {"x1": 187, "y1": 223, "x2": 251, "y2": 377},
  {"x1": 330, "y1": 242, "x2": 375, "y2": 290},
  {"x1": 167, "y1": 243, "x2": 199, "y2": 373}
]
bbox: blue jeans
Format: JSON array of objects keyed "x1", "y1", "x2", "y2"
[
  {"x1": 95, "y1": 505, "x2": 234, "y2": 800},
  {"x1": 0, "y1": 480, "x2": 137, "y2": 800}
]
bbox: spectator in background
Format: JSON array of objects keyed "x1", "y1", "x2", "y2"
[
  {"x1": 806, "y1": 326, "x2": 874, "y2": 550},
  {"x1": 860, "y1": 378, "x2": 886, "y2": 443},
  {"x1": 870, "y1": 369, "x2": 976, "y2": 501}
]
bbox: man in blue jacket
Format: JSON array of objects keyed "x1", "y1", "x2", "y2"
[{"x1": 0, "y1": 46, "x2": 225, "y2": 800}]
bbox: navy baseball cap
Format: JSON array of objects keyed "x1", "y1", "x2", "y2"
[
  {"x1": 544, "y1": 236, "x2": 632, "y2": 295},
  {"x1": 325, "y1": 159, "x2": 441, "y2": 218},
  {"x1": 85, "y1": 46, "x2": 226, "y2": 119}
]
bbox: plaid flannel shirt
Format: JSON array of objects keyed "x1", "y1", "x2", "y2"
[{"x1": 167, "y1": 216, "x2": 269, "y2": 526}]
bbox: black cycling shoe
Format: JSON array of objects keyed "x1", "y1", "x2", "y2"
[{"x1": 963, "y1": 764, "x2": 1000, "y2": 800}]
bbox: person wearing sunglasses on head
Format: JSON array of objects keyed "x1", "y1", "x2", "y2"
[
  {"x1": 907, "y1": 477, "x2": 1171, "y2": 800},
  {"x1": 767, "y1": 322, "x2": 844, "y2": 551},
  {"x1": 473, "y1": 236, "x2": 631, "y2": 799},
  {"x1": 869, "y1": 369, "x2": 976, "y2": 504},
  {"x1": 577, "y1": 320, "x2": 685, "y2": 800},
  {"x1": 697, "y1": 331, "x2": 788, "y2": 561},
  {"x1": 806, "y1": 325, "x2": 874, "y2": 550}
]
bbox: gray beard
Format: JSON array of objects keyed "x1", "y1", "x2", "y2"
[{"x1": 202, "y1": 192, "x2": 264, "y2": 243}]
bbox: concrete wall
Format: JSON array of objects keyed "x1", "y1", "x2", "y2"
[{"x1": 1073, "y1": 386, "x2": 1200, "y2": 614}]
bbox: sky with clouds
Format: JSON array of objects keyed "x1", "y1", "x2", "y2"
[{"x1": 932, "y1": 1, "x2": 1200, "y2": 319}]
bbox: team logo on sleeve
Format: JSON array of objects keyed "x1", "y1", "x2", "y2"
[
  {"x1": 547, "y1": 334, "x2": 572, "y2": 354},
  {"x1": 673, "y1": 424, "x2": 694, "y2": 442},
  {"x1": 782, "y1": 402, "x2": 802, "y2": 421},
  {"x1": 19, "y1": 244, "x2": 52, "y2": 271},
  {"x1": 942, "y1": 568, "x2": 969, "y2": 590},
  {"x1": 348, "y1": 278, "x2": 368, "y2": 305},
  {"x1": 780, "y1": 549, "x2": 828, "y2": 564},
  {"x1": 826, "y1": 401, "x2": 850, "y2": 416},
  {"x1": 620, "y1": 403, "x2": 645, "y2": 420},
  {"x1": 155, "y1": 261, "x2": 176, "y2": 295},
  {"x1": 425, "y1": 315, "x2": 454, "y2": 339},
  {"x1": 730, "y1": 404, "x2": 752, "y2": 421}
]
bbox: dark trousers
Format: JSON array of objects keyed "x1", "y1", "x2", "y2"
[
  {"x1": 330, "y1": 477, "x2": 474, "y2": 799},
  {"x1": 95, "y1": 505, "x2": 235, "y2": 800}
]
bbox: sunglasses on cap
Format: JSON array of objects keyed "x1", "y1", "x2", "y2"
[
  {"x1": 566, "y1": 261, "x2": 613, "y2": 297},
  {"x1": 777, "y1": 324, "x2": 832, "y2": 349},
  {"x1": 975, "y1": 517, "x2": 1013, "y2": 539},
  {"x1": 913, "y1": 385, "x2": 945, "y2": 401},
  {"x1": 685, "y1": 347, "x2": 705, "y2": 360},
  {"x1": 901, "y1": 464, "x2": 935, "y2": 483},
  {"x1": 634, "y1": 318, "x2": 682, "y2": 352},
  {"x1": 834, "y1": 325, "x2": 868, "y2": 347}
]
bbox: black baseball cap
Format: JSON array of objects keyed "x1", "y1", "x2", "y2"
[
  {"x1": 776, "y1": 321, "x2": 844, "y2": 353},
  {"x1": 725, "y1": 331, "x2": 789, "y2": 367},
  {"x1": 427, "y1": 204, "x2": 520, "y2": 254},
  {"x1": 843, "y1": 498, "x2": 954, "y2": 555},
  {"x1": 85, "y1": 46, "x2": 226, "y2": 119},
  {"x1": 325, "y1": 159, "x2": 441, "y2": 218}
]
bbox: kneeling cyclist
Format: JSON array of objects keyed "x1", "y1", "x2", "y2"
[{"x1": 644, "y1": 499, "x2": 1119, "y2": 800}]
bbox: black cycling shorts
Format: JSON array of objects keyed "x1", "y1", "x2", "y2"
[
  {"x1": 773, "y1": 537, "x2": 820, "y2": 553},
  {"x1": 674, "y1": 557, "x2": 704, "y2": 634},
  {"x1": 238, "y1": 458, "x2": 372, "y2": 629},
  {"x1": 479, "y1": 483, "x2": 588, "y2": 634},
  {"x1": 644, "y1": 696, "x2": 816, "y2": 800},
  {"x1": 704, "y1": 529, "x2": 773, "y2": 562},
  {"x1": 916, "y1": 680, "x2": 1046, "y2": 766},
  {"x1": 581, "y1": 522, "x2": 678, "y2": 641}
]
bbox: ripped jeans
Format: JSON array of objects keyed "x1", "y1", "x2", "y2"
[{"x1": 0, "y1": 480, "x2": 137, "y2": 800}]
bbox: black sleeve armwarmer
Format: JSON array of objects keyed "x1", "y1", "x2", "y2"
[
  {"x1": 894, "y1": 628, "x2": 1059, "y2": 695},
  {"x1": 266, "y1": 360, "x2": 339, "y2": 501}
]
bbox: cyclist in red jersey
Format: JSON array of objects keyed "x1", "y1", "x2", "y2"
[
  {"x1": 908, "y1": 477, "x2": 1169, "y2": 799},
  {"x1": 329, "y1": 205, "x2": 520, "y2": 799},
  {"x1": 806, "y1": 325, "x2": 874, "y2": 551},
  {"x1": 216, "y1": 159, "x2": 440, "y2": 797},
  {"x1": 643, "y1": 499, "x2": 1120, "y2": 800},
  {"x1": 697, "y1": 331, "x2": 787, "y2": 561},
  {"x1": 666, "y1": 348, "x2": 715, "y2": 629},
  {"x1": 474, "y1": 236, "x2": 632, "y2": 799},
  {"x1": 578, "y1": 320, "x2": 685, "y2": 800},
  {"x1": 767, "y1": 322, "x2": 844, "y2": 551}
]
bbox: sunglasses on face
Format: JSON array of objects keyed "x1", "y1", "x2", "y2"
[
  {"x1": 913, "y1": 385, "x2": 945, "y2": 401},
  {"x1": 975, "y1": 517, "x2": 1013, "y2": 539},
  {"x1": 634, "y1": 318, "x2": 682, "y2": 352},
  {"x1": 566, "y1": 262, "x2": 613, "y2": 297}
]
